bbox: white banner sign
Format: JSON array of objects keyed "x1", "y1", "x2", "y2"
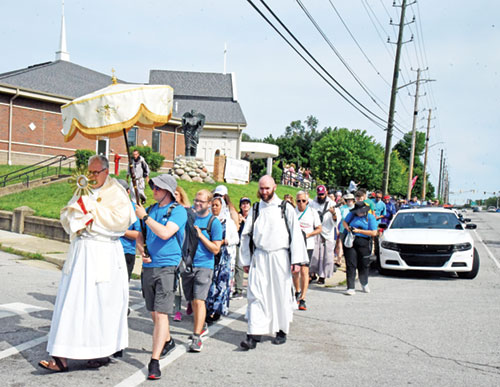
[{"x1": 224, "y1": 158, "x2": 250, "y2": 184}]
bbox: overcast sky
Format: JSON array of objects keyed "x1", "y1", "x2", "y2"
[{"x1": 1, "y1": 1, "x2": 498, "y2": 204}]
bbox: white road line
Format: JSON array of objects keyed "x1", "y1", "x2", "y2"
[
  {"x1": 0, "y1": 335, "x2": 48, "y2": 361},
  {"x1": 474, "y1": 230, "x2": 500, "y2": 269},
  {"x1": 0, "y1": 302, "x2": 48, "y2": 319},
  {"x1": 115, "y1": 304, "x2": 247, "y2": 387},
  {"x1": 0, "y1": 301, "x2": 146, "y2": 361}
]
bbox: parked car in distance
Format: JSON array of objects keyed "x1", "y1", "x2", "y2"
[
  {"x1": 378, "y1": 207, "x2": 479, "y2": 279},
  {"x1": 472, "y1": 206, "x2": 480, "y2": 212},
  {"x1": 487, "y1": 206, "x2": 497, "y2": 212}
]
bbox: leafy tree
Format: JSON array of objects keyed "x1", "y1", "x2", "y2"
[
  {"x1": 394, "y1": 131, "x2": 426, "y2": 168},
  {"x1": 269, "y1": 115, "x2": 326, "y2": 169},
  {"x1": 310, "y1": 128, "x2": 383, "y2": 189},
  {"x1": 388, "y1": 150, "x2": 407, "y2": 196},
  {"x1": 393, "y1": 131, "x2": 435, "y2": 199}
]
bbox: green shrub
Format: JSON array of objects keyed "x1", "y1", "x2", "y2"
[
  {"x1": 130, "y1": 146, "x2": 164, "y2": 172},
  {"x1": 75, "y1": 149, "x2": 96, "y2": 169},
  {"x1": 272, "y1": 161, "x2": 282, "y2": 183}
]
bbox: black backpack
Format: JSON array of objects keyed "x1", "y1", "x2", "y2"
[
  {"x1": 146, "y1": 203, "x2": 215, "y2": 269},
  {"x1": 181, "y1": 207, "x2": 216, "y2": 269}
]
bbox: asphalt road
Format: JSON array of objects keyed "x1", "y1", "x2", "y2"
[{"x1": 1, "y1": 210, "x2": 499, "y2": 386}]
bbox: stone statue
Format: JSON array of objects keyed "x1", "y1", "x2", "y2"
[{"x1": 181, "y1": 110, "x2": 206, "y2": 158}]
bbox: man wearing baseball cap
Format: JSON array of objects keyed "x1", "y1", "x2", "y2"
[
  {"x1": 309, "y1": 185, "x2": 341, "y2": 284},
  {"x1": 135, "y1": 174, "x2": 187, "y2": 380}
]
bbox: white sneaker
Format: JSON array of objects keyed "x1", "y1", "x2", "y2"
[
  {"x1": 344, "y1": 288, "x2": 355, "y2": 296},
  {"x1": 362, "y1": 285, "x2": 371, "y2": 293}
]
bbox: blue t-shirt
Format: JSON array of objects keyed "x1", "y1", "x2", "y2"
[
  {"x1": 193, "y1": 214, "x2": 223, "y2": 269},
  {"x1": 143, "y1": 202, "x2": 187, "y2": 268},
  {"x1": 373, "y1": 200, "x2": 387, "y2": 224},
  {"x1": 344, "y1": 212, "x2": 377, "y2": 238},
  {"x1": 120, "y1": 202, "x2": 141, "y2": 255}
]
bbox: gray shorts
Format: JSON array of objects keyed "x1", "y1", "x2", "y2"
[
  {"x1": 181, "y1": 267, "x2": 213, "y2": 301},
  {"x1": 141, "y1": 266, "x2": 177, "y2": 314}
]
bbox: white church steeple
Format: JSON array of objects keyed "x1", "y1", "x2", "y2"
[{"x1": 55, "y1": 1, "x2": 70, "y2": 61}]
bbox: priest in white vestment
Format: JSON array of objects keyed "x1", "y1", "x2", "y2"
[
  {"x1": 39, "y1": 155, "x2": 135, "y2": 372},
  {"x1": 239, "y1": 175, "x2": 308, "y2": 350}
]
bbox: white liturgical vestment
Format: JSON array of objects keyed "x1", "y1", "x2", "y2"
[
  {"x1": 240, "y1": 194, "x2": 308, "y2": 335},
  {"x1": 47, "y1": 176, "x2": 135, "y2": 359}
]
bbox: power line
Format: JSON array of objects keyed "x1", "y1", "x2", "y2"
[
  {"x1": 247, "y1": 0, "x2": 390, "y2": 130},
  {"x1": 327, "y1": 0, "x2": 391, "y2": 87},
  {"x1": 296, "y1": 0, "x2": 389, "y2": 116}
]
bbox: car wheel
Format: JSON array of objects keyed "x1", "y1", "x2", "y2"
[{"x1": 458, "y1": 248, "x2": 480, "y2": 279}]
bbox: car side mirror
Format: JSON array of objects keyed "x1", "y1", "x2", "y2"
[
  {"x1": 378, "y1": 223, "x2": 388, "y2": 230},
  {"x1": 465, "y1": 223, "x2": 477, "y2": 229}
]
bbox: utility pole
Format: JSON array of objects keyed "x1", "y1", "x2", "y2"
[
  {"x1": 437, "y1": 149, "x2": 443, "y2": 201},
  {"x1": 406, "y1": 68, "x2": 424, "y2": 199},
  {"x1": 381, "y1": 0, "x2": 413, "y2": 195},
  {"x1": 421, "y1": 108, "x2": 432, "y2": 201},
  {"x1": 444, "y1": 166, "x2": 449, "y2": 204}
]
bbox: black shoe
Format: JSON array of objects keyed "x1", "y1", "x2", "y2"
[
  {"x1": 272, "y1": 330, "x2": 287, "y2": 345},
  {"x1": 295, "y1": 291, "x2": 301, "y2": 302},
  {"x1": 309, "y1": 274, "x2": 318, "y2": 283},
  {"x1": 240, "y1": 335, "x2": 258, "y2": 350},
  {"x1": 298, "y1": 299, "x2": 307, "y2": 311},
  {"x1": 160, "y1": 338, "x2": 175, "y2": 358},
  {"x1": 147, "y1": 358, "x2": 161, "y2": 380},
  {"x1": 113, "y1": 350, "x2": 123, "y2": 358},
  {"x1": 317, "y1": 277, "x2": 325, "y2": 285}
]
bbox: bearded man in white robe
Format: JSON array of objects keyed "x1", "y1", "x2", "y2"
[
  {"x1": 239, "y1": 175, "x2": 308, "y2": 350},
  {"x1": 39, "y1": 155, "x2": 135, "y2": 372}
]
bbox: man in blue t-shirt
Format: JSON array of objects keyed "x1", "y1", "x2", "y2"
[
  {"x1": 181, "y1": 189, "x2": 223, "y2": 353},
  {"x1": 135, "y1": 174, "x2": 187, "y2": 380},
  {"x1": 371, "y1": 190, "x2": 387, "y2": 225}
]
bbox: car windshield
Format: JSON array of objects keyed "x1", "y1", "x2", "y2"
[{"x1": 391, "y1": 211, "x2": 463, "y2": 230}]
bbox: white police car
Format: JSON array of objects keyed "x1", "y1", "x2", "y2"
[{"x1": 378, "y1": 207, "x2": 479, "y2": 279}]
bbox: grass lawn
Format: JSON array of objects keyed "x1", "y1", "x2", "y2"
[{"x1": 0, "y1": 170, "x2": 303, "y2": 219}]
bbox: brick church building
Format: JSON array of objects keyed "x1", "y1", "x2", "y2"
[{"x1": 0, "y1": 11, "x2": 247, "y2": 172}]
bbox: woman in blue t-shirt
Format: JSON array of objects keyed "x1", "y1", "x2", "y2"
[{"x1": 342, "y1": 201, "x2": 378, "y2": 295}]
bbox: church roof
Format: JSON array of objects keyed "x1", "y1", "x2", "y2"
[
  {"x1": 0, "y1": 62, "x2": 247, "y2": 127},
  {"x1": 149, "y1": 70, "x2": 247, "y2": 126},
  {"x1": 0, "y1": 60, "x2": 122, "y2": 99}
]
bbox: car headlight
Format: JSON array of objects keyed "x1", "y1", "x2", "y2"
[
  {"x1": 452, "y1": 242, "x2": 472, "y2": 251},
  {"x1": 381, "y1": 241, "x2": 400, "y2": 251}
]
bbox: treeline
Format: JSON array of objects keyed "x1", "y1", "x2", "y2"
[{"x1": 244, "y1": 115, "x2": 435, "y2": 199}]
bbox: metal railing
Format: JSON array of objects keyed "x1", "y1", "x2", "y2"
[
  {"x1": 280, "y1": 171, "x2": 316, "y2": 191},
  {"x1": 0, "y1": 154, "x2": 76, "y2": 188}
]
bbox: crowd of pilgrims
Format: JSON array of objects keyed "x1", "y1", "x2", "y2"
[{"x1": 38, "y1": 155, "x2": 427, "y2": 380}]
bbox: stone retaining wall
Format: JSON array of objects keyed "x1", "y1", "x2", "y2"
[{"x1": 0, "y1": 208, "x2": 69, "y2": 243}]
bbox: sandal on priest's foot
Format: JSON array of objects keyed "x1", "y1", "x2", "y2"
[{"x1": 39, "y1": 356, "x2": 68, "y2": 373}]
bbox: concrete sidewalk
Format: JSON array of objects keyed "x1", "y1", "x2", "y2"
[{"x1": 0, "y1": 229, "x2": 347, "y2": 287}]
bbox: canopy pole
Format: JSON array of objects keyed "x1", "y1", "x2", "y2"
[{"x1": 123, "y1": 128, "x2": 149, "y2": 256}]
